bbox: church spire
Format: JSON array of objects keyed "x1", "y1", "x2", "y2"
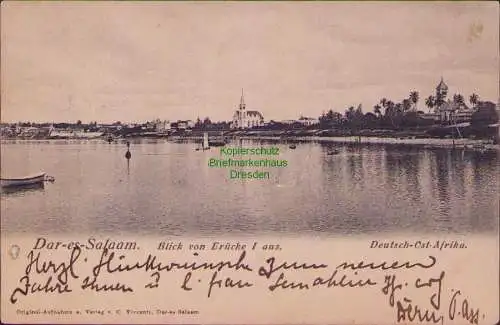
[{"x1": 239, "y1": 88, "x2": 245, "y2": 110}]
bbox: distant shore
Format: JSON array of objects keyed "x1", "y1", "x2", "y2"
[
  {"x1": 173, "y1": 134, "x2": 498, "y2": 149},
  {"x1": 3, "y1": 134, "x2": 497, "y2": 151}
]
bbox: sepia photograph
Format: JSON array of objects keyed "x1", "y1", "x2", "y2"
[{"x1": 1, "y1": 1, "x2": 499, "y2": 324}]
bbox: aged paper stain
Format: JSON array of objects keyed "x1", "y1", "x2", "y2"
[{"x1": 468, "y1": 21, "x2": 484, "y2": 42}]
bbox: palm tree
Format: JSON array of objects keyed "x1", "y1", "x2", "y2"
[
  {"x1": 373, "y1": 104, "x2": 382, "y2": 118},
  {"x1": 469, "y1": 93, "x2": 479, "y2": 108},
  {"x1": 402, "y1": 99, "x2": 412, "y2": 113},
  {"x1": 425, "y1": 95, "x2": 436, "y2": 113},
  {"x1": 409, "y1": 91, "x2": 419, "y2": 111},
  {"x1": 453, "y1": 93, "x2": 465, "y2": 111},
  {"x1": 453, "y1": 93, "x2": 464, "y2": 104},
  {"x1": 380, "y1": 98, "x2": 388, "y2": 109},
  {"x1": 384, "y1": 101, "x2": 396, "y2": 128},
  {"x1": 385, "y1": 100, "x2": 395, "y2": 113},
  {"x1": 345, "y1": 106, "x2": 355, "y2": 120},
  {"x1": 355, "y1": 104, "x2": 363, "y2": 116},
  {"x1": 395, "y1": 103, "x2": 403, "y2": 113}
]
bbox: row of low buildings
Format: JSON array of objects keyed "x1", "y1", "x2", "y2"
[
  {"x1": 229, "y1": 89, "x2": 319, "y2": 128},
  {"x1": 154, "y1": 120, "x2": 196, "y2": 133},
  {"x1": 3, "y1": 81, "x2": 492, "y2": 138},
  {"x1": 0, "y1": 120, "x2": 202, "y2": 138},
  {"x1": 152, "y1": 115, "x2": 320, "y2": 133},
  {"x1": 0, "y1": 125, "x2": 104, "y2": 139},
  {"x1": 152, "y1": 89, "x2": 319, "y2": 132}
]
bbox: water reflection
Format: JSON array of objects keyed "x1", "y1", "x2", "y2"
[
  {"x1": 0, "y1": 182, "x2": 45, "y2": 197},
  {"x1": 0, "y1": 140, "x2": 498, "y2": 236},
  {"x1": 346, "y1": 150, "x2": 364, "y2": 190},
  {"x1": 434, "y1": 149, "x2": 451, "y2": 216},
  {"x1": 400, "y1": 150, "x2": 422, "y2": 203},
  {"x1": 450, "y1": 149, "x2": 467, "y2": 200}
]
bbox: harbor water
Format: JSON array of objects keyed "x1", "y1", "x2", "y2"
[{"x1": 1, "y1": 139, "x2": 498, "y2": 237}]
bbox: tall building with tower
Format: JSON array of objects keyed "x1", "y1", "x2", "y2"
[
  {"x1": 434, "y1": 77, "x2": 472, "y2": 123},
  {"x1": 436, "y1": 77, "x2": 449, "y2": 106},
  {"x1": 231, "y1": 89, "x2": 264, "y2": 129}
]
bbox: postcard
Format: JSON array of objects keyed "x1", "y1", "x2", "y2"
[{"x1": 1, "y1": 1, "x2": 499, "y2": 324}]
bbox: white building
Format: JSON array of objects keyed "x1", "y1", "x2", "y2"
[
  {"x1": 231, "y1": 89, "x2": 264, "y2": 129},
  {"x1": 155, "y1": 120, "x2": 171, "y2": 133},
  {"x1": 176, "y1": 120, "x2": 194, "y2": 130},
  {"x1": 49, "y1": 128, "x2": 102, "y2": 139},
  {"x1": 297, "y1": 116, "x2": 319, "y2": 126}
]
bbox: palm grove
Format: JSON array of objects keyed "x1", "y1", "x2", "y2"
[{"x1": 316, "y1": 90, "x2": 497, "y2": 136}]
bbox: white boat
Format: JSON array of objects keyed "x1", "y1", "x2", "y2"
[
  {"x1": 1, "y1": 172, "x2": 46, "y2": 188},
  {"x1": 202, "y1": 132, "x2": 210, "y2": 150}
]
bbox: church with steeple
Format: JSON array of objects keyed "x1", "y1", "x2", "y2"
[
  {"x1": 434, "y1": 77, "x2": 472, "y2": 123},
  {"x1": 231, "y1": 89, "x2": 264, "y2": 129}
]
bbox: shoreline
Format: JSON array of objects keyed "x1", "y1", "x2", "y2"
[
  {"x1": 1, "y1": 135, "x2": 498, "y2": 150},
  {"x1": 238, "y1": 135, "x2": 497, "y2": 148}
]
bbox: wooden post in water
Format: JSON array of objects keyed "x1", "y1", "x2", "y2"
[
  {"x1": 451, "y1": 113, "x2": 456, "y2": 149},
  {"x1": 125, "y1": 141, "x2": 131, "y2": 174}
]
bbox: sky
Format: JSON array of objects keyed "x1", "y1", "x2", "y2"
[{"x1": 1, "y1": 1, "x2": 498, "y2": 123}]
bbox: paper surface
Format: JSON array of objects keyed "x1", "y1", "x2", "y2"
[
  {"x1": 1, "y1": 1, "x2": 499, "y2": 324},
  {"x1": 2, "y1": 235, "x2": 500, "y2": 324}
]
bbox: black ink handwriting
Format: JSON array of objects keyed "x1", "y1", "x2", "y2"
[
  {"x1": 92, "y1": 249, "x2": 252, "y2": 278},
  {"x1": 10, "y1": 247, "x2": 81, "y2": 304},
  {"x1": 312, "y1": 270, "x2": 377, "y2": 288},
  {"x1": 337, "y1": 256, "x2": 436, "y2": 271},
  {"x1": 10, "y1": 275, "x2": 72, "y2": 304},
  {"x1": 207, "y1": 271, "x2": 253, "y2": 298},
  {"x1": 415, "y1": 271, "x2": 445, "y2": 310},
  {"x1": 381, "y1": 274, "x2": 402, "y2": 307},
  {"x1": 396, "y1": 297, "x2": 444, "y2": 324},
  {"x1": 81, "y1": 276, "x2": 133, "y2": 293},
  {"x1": 258, "y1": 257, "x2": 327, "y2": 279},
  {"x1": 449, "y1": 290, "x2": 481, "y2": 324},
  {"x1": 268, "y1": 272, "x2": 310, "y2": 291}
]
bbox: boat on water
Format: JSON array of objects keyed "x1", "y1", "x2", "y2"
[
  {"x1": 208, "y1": 132, "x2": 227, "y2": 147},
  {"x1": 202, "y1": 132, "x2": 210, "y2": 150},
  {"x1": 208, "y1": 140, "x2": 226, "y2": 147},
  {"x1": 1, "y1": 172, "x2": 47, "y2": 188},
  {"x1": 327, "y1": 149, "x2": 340, "y2": 155}
]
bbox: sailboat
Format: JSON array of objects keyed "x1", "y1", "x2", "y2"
[{"x1": 202, "y1": 132, "x2": 210, "y2": 150}]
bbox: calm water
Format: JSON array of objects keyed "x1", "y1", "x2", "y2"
[{"x1": 1, "y1": 139, "x2": 498, "y2": 237}]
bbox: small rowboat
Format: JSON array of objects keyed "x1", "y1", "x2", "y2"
[
  {"x1": 208, "y1": 140, "x2": 226, "y2": 147},
  {"x1": 1, "y1": 172, "x2": 47, "y2": 188}
]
